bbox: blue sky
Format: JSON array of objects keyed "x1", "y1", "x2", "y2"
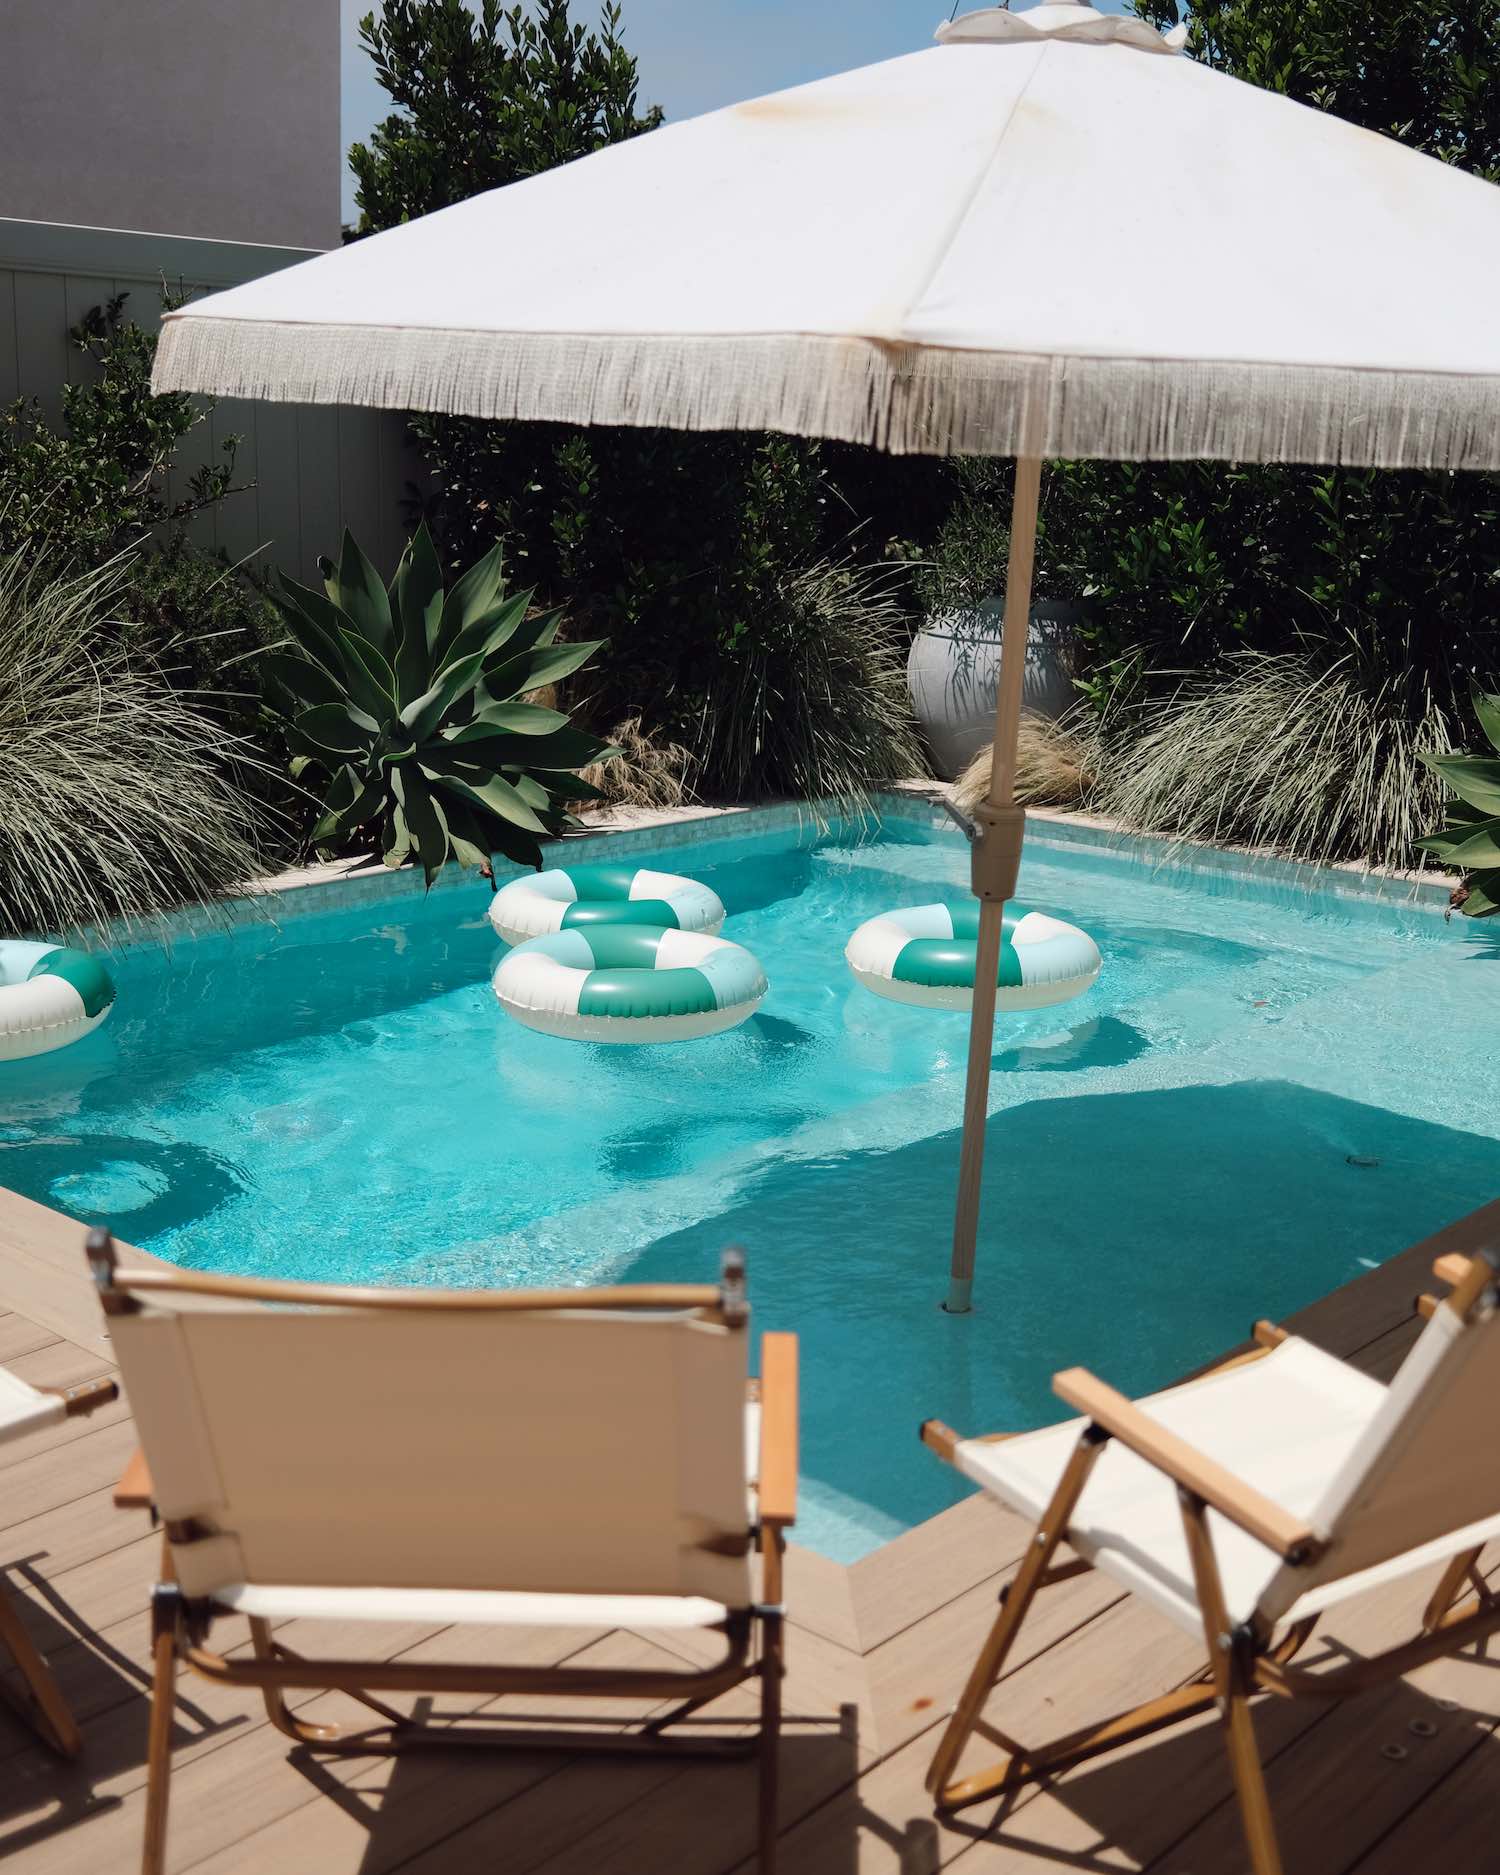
[{"x1": 340, "y1": 0, "x2": 1132, "y2": 220}]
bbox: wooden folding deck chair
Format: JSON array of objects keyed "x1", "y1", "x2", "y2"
[
  {"x1": 0, "y1": 1361, "x2": 117, "y2": 1755},
  {"x1": 87, "y1": 1231, "x2": 797, "y2": 1875},
  {"x1": 921, "y1": 1246, "x2": 1500, "y2": 1875}
]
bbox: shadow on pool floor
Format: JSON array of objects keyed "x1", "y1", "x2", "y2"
[
  {"x1": 994, "y1": 1013, "x2": 1149, "y2": 1074},
  {"x1": 623, "y1": 1077, "x2": 1500, "y2": 1547}
]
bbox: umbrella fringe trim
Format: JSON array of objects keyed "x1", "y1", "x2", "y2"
[{"x1": 154, "y1": 317, "x2": 1500, "y2": 468}]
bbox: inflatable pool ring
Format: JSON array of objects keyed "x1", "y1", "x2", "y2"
[
  {"x1": 488, "y1": 863, "x2": 725, "y2": 948},
  {"x1": 0, "y1": 940, "x2": 116, "y2": 1061},
  {"x1": 494, "y1": 925, "x2": 766, "y2": 1043},
  {"x1": 845, "y1": 903, "x2": 1099, "y2": 1011}
]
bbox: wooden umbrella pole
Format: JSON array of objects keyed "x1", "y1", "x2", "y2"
[{"x1": 945, "y1": 449, "x2": 1043, "y2": 1313}]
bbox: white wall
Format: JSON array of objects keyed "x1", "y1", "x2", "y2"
[
  {"x1": 0, "y1": 219, "x2": 423, "y2": 583},
  {"x1": 2, "y1": 0, "x2": 340, "y2": 249}
]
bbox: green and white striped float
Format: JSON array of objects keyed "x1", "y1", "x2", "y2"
[
  {"x1": 487, "y1": 864, "x2": 724, "y2": 948},
  {"x1": 845, "y1": 903, "x2": 1100, "y2": 1012},
  {"x1": 493, "y1": 924, "x2": 767, "y2": 1043},
  {"x1": 0, "y1": 940, "x2": 116, "y2": 1061}
]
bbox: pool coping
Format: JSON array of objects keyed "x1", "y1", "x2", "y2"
[
  {"x1": 96, "y1": 783, "x2": 1459, "y2": 951},
  {"x1": 1018, "y1": 802, "x2": 1458, "y2": 915}
]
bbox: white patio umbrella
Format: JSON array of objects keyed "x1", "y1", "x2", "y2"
[{"x1": 155, "y1": 0, "x2": 1500, "y2": 1311}]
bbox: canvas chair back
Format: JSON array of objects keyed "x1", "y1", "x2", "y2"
[
  {"x1": 106, "y1": 1273, "x2": 753, "y2": 1608},
  {"x1": 1257, "y1": 1264, "x2": 1500, "y2": 1623}
]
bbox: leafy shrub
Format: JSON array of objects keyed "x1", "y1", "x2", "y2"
[
  {"x1": 1419, "y1": 687, "x2": 1500, "y2": 915},
  {"x1": 112, "y1": 532, "x2": 279, "y2": 686},
  {"x1": 1031, "y1": 3, "x2": 1500, "y2": 746},
  {"x1": 1041, "y1": 457, "x2": 1500, "y2": 731},
  {"x1": 691, "y1": 558, "x2": 927, "y2": 808},
  {"x1": 0, "y1": 547, "x2": 279, "y2": 939},
  {"x1": 912, "y1": 458, "x2": 1014, "y2": 617},
  {"x1": 954, "y1": 711, "x2": 1104, "y2": 815},
  {"x1": 1098, "y1": 649, "x2": 1453, "y2": 874},
  {"x1": 0, "y1": 292, "x2": 244, "y2": 563},
  {"x1": 267, "y1": 525, "x2": 616, "y2": 879},
  {"x1": 404, "y1": 409, "x2": 951, "y2": 802},
  {"x1": 349, "y1": 0, "x2": 663, "y2": 234},
  {"x1": 0, "y1": 290, "x2": 285, "y2": 816},
  {"x1": 352, "y1": 0, "x2": 957, "y2": 800},
  {"x1": 1141, "y1": 0, "x2": 1500, "y2": 175}
]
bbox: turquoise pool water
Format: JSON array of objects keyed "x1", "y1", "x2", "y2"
[{"x1": 4, "y1": 808, "x2": 1499, "y2": 1560}]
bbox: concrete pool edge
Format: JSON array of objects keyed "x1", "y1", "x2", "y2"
[
  {"x1": 76, "y1": 786, "x2": 1460, "y2": 955},
  {"x1": 1018, "y1": 804, "x2": 1457, "y2": 916},
  {"x1": 3, "y1": 1175, "x2": 1496, "y2": 1642},
  {"x1": 78, "y1": 797, "x2": 912, "y2": 949}
]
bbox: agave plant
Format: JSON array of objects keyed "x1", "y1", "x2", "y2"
[
  {"x1": 1419, "y1": 686, "x2": 1500, "y2": 917},
  {"x1": 267, "y1": 525, "x2": 615, "y2": 880}
]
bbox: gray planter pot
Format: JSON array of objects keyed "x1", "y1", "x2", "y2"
[{"x1": 907, "y1": 598, "x2": 1083, "y2": 780}]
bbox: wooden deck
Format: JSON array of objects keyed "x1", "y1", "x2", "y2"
[{"x1": 2, "y1": 1185, "x2": 1499, "y2": 1874}]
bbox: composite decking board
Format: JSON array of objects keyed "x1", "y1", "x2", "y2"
[
  {"x1": 0, "y1": 1416, "x2": 138, "y2": 1520},
  {"x1": 36, "y1": 1629, "x2": 705, "y2": 1875},
  {"x1": 662, "y1": 1605, "x2": 878, "y2": 1759},
  {"x1": 756, "y1": 1593, "x2": 1211, "y2": 1875},
  {"x1": 1, "y1": 1618, "x2": 465, "y2": 1866},
  {"x1": 0, "y1": 1603, "x2": 262, "y2": 1779},
  {"x1": 803, "y1": 1534, "x2": 1375, "y2": 1875},
  {"x1": 1152, "y1": 1655, "x2": 1500, "y2": 1875},
  {"x1": 0, "y1": 1575, "x2": 445, "y2": 1781},
  {"x1": 1345, "y1": 1708, "x2": 1500, "y2": 1875},
  {"x1": 0, "y1": 1611, "x2": 639, "y2": 1869},
  {"x1": 0, "y1": 1315, "x2": 62, "y2": 1363},
  {"x1": 860, "y1": 1566, "x2": 1124, "y2": 1761},
  {"x1": 0, "y1": 1484, "x2": 154, "y2": 1589},
  {"x1": 3, "y1": 1526, "x2": 169, "y2": 1660},
  {"x1": 1139, "y1": 1556, "x2": 1500, "y2": 1875},
  {"x1": 196, "y1": 1629, "x2": 771, "y2": 1875},
  {"x1": 0, "y1": 1188, "x2": 118, "y2": 1356},
  {"x1": 519, "y1": 1566, "x2": 1130, "y2": 1875},
  {"x1": 0, "y1": 1183, "x2": 216, "y2": 1358},
  {"x1": 781, "y1": 1541, "x2": 864, "y2": 1654},
  {"x1": 3, "y1": 1341, "x2": 120, "y2": 1393},
  {"x1": 849, "y1": 1494, "x2": 1032, "y2": 1655},
  {"x1": 0, "y1": 1191, "x2": 1497, "y2": 1869},
  {"x1": 932, "y1": 1554, "x2": 1500, "y2": 1875},
  {"x1": 321, "y1": 1608, "x2": 866, "y2": 1875},
  {"x1": 381, "y1": 1751, "x2": 719, "y2": 1875}
]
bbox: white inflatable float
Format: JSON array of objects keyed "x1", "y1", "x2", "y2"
[
  {"x1": 845, "y1": 902, "x2": 1100, "y2": 1011},
  {"x1": 488, "y1": 863, "x2": 724, "y2": 947},
  {"x1": 0, "y1": 940, "x2": 116, "y2": 1061},
  {"x1": 494, "y1": 924, "x2": 766, "y2": 1043}
]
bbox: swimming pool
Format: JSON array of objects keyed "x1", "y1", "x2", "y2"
[{"x1": 4, "y1": 799, "x2": 1499, "y2": 1560}]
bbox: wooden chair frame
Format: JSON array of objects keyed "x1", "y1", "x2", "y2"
[
  {"x1": 921, "y1": 1253, "x2": 1500, "y2": 1875},
  {"x1": 0, "y1": 1373, "x2": 117, "y2": 1757},
  {"x1": 89, "y1": 1235, "x2": 797, "y2": 1875}
]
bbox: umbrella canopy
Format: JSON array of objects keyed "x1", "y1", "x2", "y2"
[
  {"x1": 155, "y1": 2, "x2": 1500, "y2": 1310},
  {"x1": 157, "y1": 0, "x2": 1500, "y2": 468}
]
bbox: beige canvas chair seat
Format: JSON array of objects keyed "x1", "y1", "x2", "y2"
[
  {"x1": 205, "y1": 1394, "x2": 766, "y2": 1633},
  {"x1": 90, "y1": 1235, "x2": 798, "y2": 1875},
  {"x1": 923, "y1": 1248, "x2": 1500, "y2": 1875},
  {"x1": 956, "y1": 1334, "x2": 1500, "y2": 1631},
  {"x1": 0, "y1": 1364, "x2": 72, "y2": 1440}
]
